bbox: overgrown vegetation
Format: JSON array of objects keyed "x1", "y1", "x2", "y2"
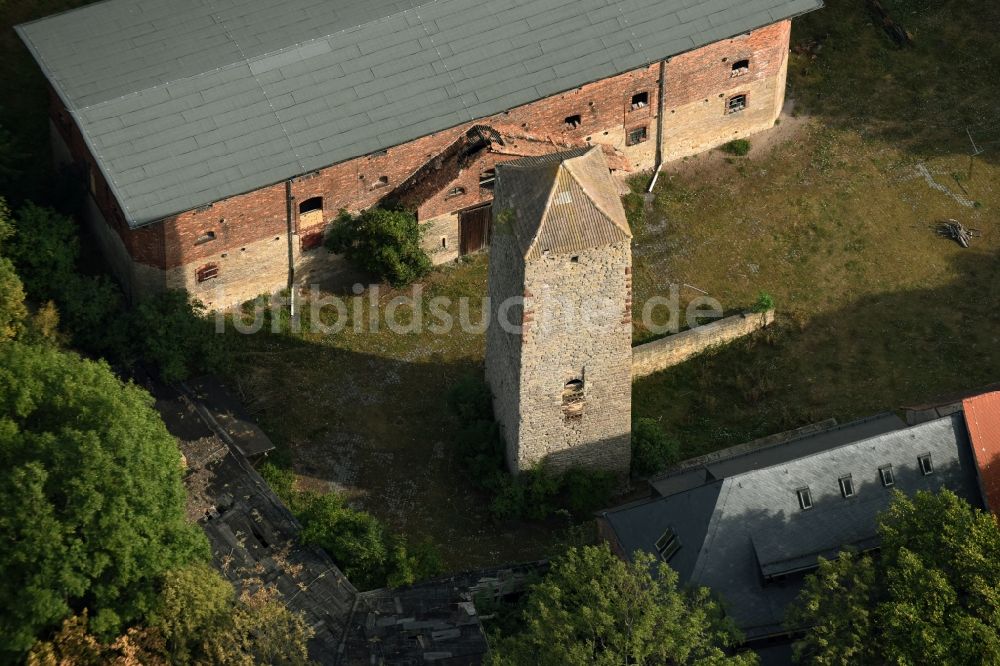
[
  {"x1": 487, "y1": 544, "x2": 756, "y2": 665},
  {"x1": 720, "y1": 139, "x2": 751, "y2": 156},
  {"x1": 326, "y1": 204, "x2": 432, "y2": 287},
  {"x1": 259, "y1": 463, "x2": 442, "y2": 590},
  {"x1": 752, "y1": 291, "x2": 775, "y2": 313},
  {"x1": 630, "y1": 417, "x2": 680, "y2": 477},
  {"x1": 787, "y1": 490, "x2": 1000, "y2": 664},
  {"x1": 447, "y1": 376, "x2": 618, "y2": 520}
]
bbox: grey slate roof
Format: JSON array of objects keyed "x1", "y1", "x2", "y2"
[
  {"x1": 494, "y1": 146, "x2": 632, "y2": 259},
  {"x1": 602, "y1": 414, "x2": 982, "y2": 640},
  {"x1": 17, "y1": 0, "x2": 823, "y2": 227}
]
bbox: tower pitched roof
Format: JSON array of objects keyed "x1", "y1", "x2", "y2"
[{"x1": 493, "y1": 146, "x2": 632, "y2": 260}]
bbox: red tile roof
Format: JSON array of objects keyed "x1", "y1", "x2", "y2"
[{"x1": 963, "y1": 391, "x2": 1000, "y2": 514}]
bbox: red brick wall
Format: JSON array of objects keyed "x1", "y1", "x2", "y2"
[{"x1": 53, "y1": 20, "x2": 791, "y2": 281}]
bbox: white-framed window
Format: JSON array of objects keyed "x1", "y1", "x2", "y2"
[
  {"x1": 839, "y1": 475, "x2": 855, "y2": 498},
  {"x1": 879, "y1": 465, "x2": 895, "y2": 487},
  {"x1": 919, "y1": 454, "x2": 934, "y2": 476},
  {"x1": 655, "y1": 528, "x2": 681, "y2": 561},
  {"x1": 797, "y1": 487, "x2": 813, "y2": 510}
]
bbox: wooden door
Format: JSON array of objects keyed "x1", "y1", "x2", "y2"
[{"x1": 459, "y1": 205, "x2": 491, "y2": 256}]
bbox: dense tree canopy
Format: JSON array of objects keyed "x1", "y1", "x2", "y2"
[
  {"x1": 488, "y1": 544, "x2": 756, "y2": 666},
  {"x1": 0, "y1": 341, "x2": 207, "y2": 657},
  {"x1": 788, "y1": 490, "x2": 1000, "y2": 665}
]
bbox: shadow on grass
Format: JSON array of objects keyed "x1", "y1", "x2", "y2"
[
  {"x1": 790, "y1": 0, "x2": 1000, "y2": 167},
  {"x1": 633, "y1": 248, "x2": 1000, "y2": 459}
]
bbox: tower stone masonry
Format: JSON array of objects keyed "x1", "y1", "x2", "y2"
[{"x1": 485, "y1": 147, "x2": 633, "y2": 476}]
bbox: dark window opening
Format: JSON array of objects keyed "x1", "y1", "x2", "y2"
[
  {"x1": 479, "y1": 169, "x2": 496, "y2": 190},
  {"x1": 441, "y1": 237, "x2": 448, "y2": 249},
  {"x1": 299, "y1": 197, "x2": 323, "y2": 214},
  {"x1": 195, "y1": 231, "x2": 216, "y2": 245},
  {"x1": 879, "y1": 465, "x2": 895, "y2": 487},
  {"x1": 196, "y1": 264, "x2": 219, "y2": 283},
  {"x1": 570, "y1": 255, "x2": 579, "y2": 263},
  {"x1": 562, "y1": 379, "x2": 585, "y2": 419},
  {"x1": 731, "y1": 59, "x2": 750, "y2": 76},
  {"x1": 919, "y1": 454, "x2": 934, "y2": 476},
  {"x1": 797, "y1": 487, "x2": 813, "y2": 510},
  {"x1": 300, "y1": 230, "x2": 324, "y2": 251},
  {"x1": 631, "y1": 92, "x2": 649, "y2": 110},
  {"x1": 564, "y1": 114, "x2": 582, "y2": 129},
  {"x1": 627, "y1": 126, "x2": 649, "y2": 146},
  {"x1": 727, "y1": 94, "x2": 748, "y2": 114},
  {"x1": 374, "y1": 176, "x2": 389, "y2": 188},
  {"x1": 839, "y1": 475, "x2": 855, "y2": 498},
  {"x1": 655, "y1": 529, "x2": 681, "y2": 562},
  {"x1": 446, "y1": 186, "x2": 466, "y2": 199}
]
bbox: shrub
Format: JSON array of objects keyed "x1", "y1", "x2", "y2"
[
  {"x1": 753, "y1": 291, "x2": 775, "y2": 313},
  {"x1": 561, "y1": 467, "x2": 617, "y2": 514},
  {"x1": 721, "y1": 139, "x2": 751, "y2": 156},
  {"x1": 631, "y1": 418, "x2": 680, "y2": 477},
  {"x1": 259, "y1": 465, "x2": 442, "y2": 589},
  {"x1": 325, "y1": 204, "x2": 432, "y2": 287}
]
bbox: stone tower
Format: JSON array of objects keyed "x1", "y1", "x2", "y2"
[{"x1": 485, "y1": 147, "x2": 632, "y2": 476}]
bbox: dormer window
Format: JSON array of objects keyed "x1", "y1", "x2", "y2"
[
  {"x1": 879, "y1": 465, "x2": 895, "y2": 487},
  {"x1": 655, "y1": 528, "x2": 681, "y2": 561},
  {"x1": 731, "y1": 59, "x2": 750, "y2": 76},
  {"x1": 918, "y1": 454, "x2": 934, "y2": 476},
  {"x1": 797, "y1": 487, "x2": 813, "y2": 510},
  {"x1": 839, "y1": 475, "x2": 855, "y2": 498}
]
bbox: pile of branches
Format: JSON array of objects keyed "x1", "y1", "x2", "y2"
[{"x1": 935, "y1": 220, "x2": 982, "y2": 248}]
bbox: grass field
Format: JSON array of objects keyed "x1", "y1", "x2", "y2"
[{"x1": 2, "y1": 0, "x2": 998, "y2": 569}]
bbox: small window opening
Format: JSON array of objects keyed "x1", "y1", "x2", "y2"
[
  {"x1": 879, "y1": 465, "x2": 895, "y2": 487},
  {"x1": 479, "y1": 169, "x2": 496, "y2": 190},
  {"x1": 839, "y1": 475, "x2": 855, "y2": 498},
  {"x1": 441, "y1": 237, "x2": 448, "y2": 249},
  {"x1": 196, "y1": 263, "x2": 219, "y2": 283},
  {"x1": 797, "y1": 487, "x2": 813, "y2": 510},
  {"x1": 727, "y1": 94, "x2": 747, "y2": 114},
  {"x1": 655, "y1": 528, "x2": 681, "y2": 562},
  {"x1": 374, "y1": 176, "x2": 389, "y2": 188},
  {"x1": 562, "y1": 379, "x2": 585, "y2": 419},
  {"x1": 446, "y1": 186, "x2": 466, "y2": 199},
  {"x1": 195, "y1": 231, "x2": 216, "y2": 245},
  {"x1": 299, "y1": 197, "x2": 323, "y2": 214},
  {"x1": 731, "y1": 59, "x2": 750, "y2": 76},
  {"x1": 570, "y1": 255, "x2": 579, "y2": 263},
  {"x1": 627, "y1": 126, "x2": 648, "y2": 146},
  {"x1": 564, "y1": 114, "x2": 582, "y2": 129},
  {"x1": 918, "y1": 454, "x2": 934, "y2": 476},
  {"x1": 631, "y1": 92, "x2": 649, "y2": 110}
]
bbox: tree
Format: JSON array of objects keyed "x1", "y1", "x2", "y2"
[
  {"x1": 788, "y1": 490, "x2": 1000, "y2": 665},
  {"x1": 325, "y1": 205, "x2": 431, "y2": 287},
  {"x1": 488, "y1": 544, "x2": 757, "y2": 666},
  {"x1": 631, "y1": 417, "x2": 680, "y2": 477},
  {"x1": 127, "y1": 290, "x2": 225, "y2": 382},
  {"x1": 0, "y1": 342, "x2": 207, "y2": 658}
]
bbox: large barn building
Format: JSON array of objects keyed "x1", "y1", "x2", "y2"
[{"x1": 18, "y1": 0, "x2": 822, "y2": 307}]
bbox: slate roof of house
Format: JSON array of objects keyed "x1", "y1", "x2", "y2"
[
  {"x1": 601, "y1": 414, "x2": 982, "y2": 640},
  {"x1": 17, "y1": 0, "x2": 822, "y2": 228},
  {"x1": 493, "y1": 146, "x2": 632, "y2": 259},
  {"x1": 963, "y1": 391, "x2": 1000, "y2": 513}
]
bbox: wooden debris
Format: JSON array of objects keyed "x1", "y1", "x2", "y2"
[
  {"x1": 867, "y1": 0, "x2": 913, "y2": 46},
  {"x1": 935, "y1": 219, "x2": 982, "y2": 248}
]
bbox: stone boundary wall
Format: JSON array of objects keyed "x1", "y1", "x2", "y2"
[{"x1": 631, "y1": 309, "x2": 775, "y2": 380}]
